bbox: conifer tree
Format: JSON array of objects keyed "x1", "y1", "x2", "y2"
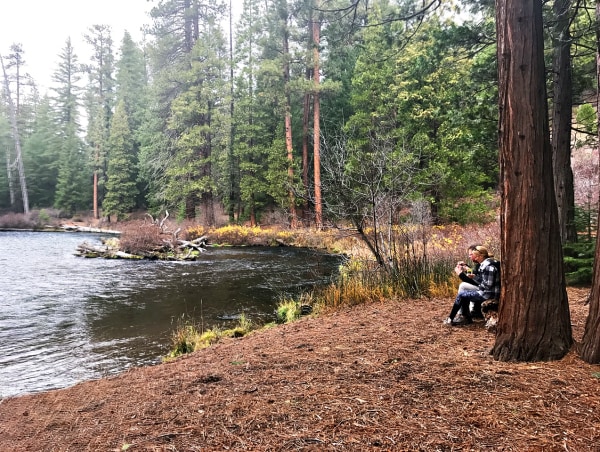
[
  {"x1": 84, "y1": 24, "x2": 116, "y2": 218},
  {"x1": 164, "y1": 18, "x2": 229, "y2": 224},
  {"x1": 53, "y1": 38, "x2": 90, "y2": 214},
  {"x1": 22, "y1": 97, "x2": 61, "y2": 207},
  {"x1": 103, "y1": 100, "x2": 137, "y2": 220},
  {"x1": 115, "y1": 31, "x2": 148, "y2": 208}
]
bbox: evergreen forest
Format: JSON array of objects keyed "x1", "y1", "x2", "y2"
[{"x1": 0, "y1": 0, "x2": 597, "y2": 232}]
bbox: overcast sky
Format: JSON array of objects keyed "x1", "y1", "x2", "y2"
[{"x1": 0, "y1": 0, "x2": 152, "y2": 93}]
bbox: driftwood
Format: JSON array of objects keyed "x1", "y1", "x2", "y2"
[
  {"x1": 61, "y1": 224, "x2": 121, "y2": 235},
  {"x1": 75, "y1": 236, "x2": 208, "y2": 260}
]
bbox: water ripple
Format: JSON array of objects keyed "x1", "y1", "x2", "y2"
[{"x1": 0, "y1": 231, "x2": 341, "y2": 398}]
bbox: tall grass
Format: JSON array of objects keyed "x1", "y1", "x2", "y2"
[
  {"x1": 165, "y1": 313, "x2": 256, "y2": 359},
  {"x1": 275, "y1": 222, "x2": 502, "y2": 315}
]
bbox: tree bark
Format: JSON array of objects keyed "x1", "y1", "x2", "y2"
[
  {"x1": 281, "y1": 1, "x2": 297, "y2": 228},
  {"x1": 493, "y1": 0, "x2": 572, "y2": 361},
  {"x1": 552, "y1": 0, "x2": 577, "y2": 244},
  {"x1": 313, "y1": 3, "x2": 323, "y2": 230},
  {"x1": 579, "y1": 0, "x2": 600, "y2": 364}
]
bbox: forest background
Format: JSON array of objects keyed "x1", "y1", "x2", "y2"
[{"x1": 1, "y1": 0, "x2": 596, "y2": 231}]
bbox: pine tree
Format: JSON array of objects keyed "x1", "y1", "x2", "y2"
[
  {"x1": 52, "y1": 38, "x2": 90, "y2": 214},
  {"x1": 115, "y1": 31, "x2": 148, "y2": 208},
  {"x1": 84, "y1": 24, "x2": 116, "y2": 218},
  {"x1": 22, "y1": 96, "x2": 61, "y2": 207},
  {"x1": 102, "y1": 100, "x2": 137, "y2": 220},
  {"x1": 164, "y1": 18, "x2": 229, "y2": 224}
]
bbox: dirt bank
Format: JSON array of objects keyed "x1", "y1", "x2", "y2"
[{"x1": 0, "y1": 287, "x2": 598, "y2": 451}]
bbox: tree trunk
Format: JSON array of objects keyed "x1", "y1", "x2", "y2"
[
  {"x1": 313, "y1": 4, "x2": 322, "y2": 230},
  {"x1": 552, "y1": 0, "x2": 577, "y2": 244},
  {"x1": 93, "y1": 170, "x2": 99, "y2": 219},
  {"x1": 492, "y1": 0, "x2": 572, "y2": 362},
  {"x1": 302, "y1": 90, "x2": 311, "y2": 224},
  {"x1": 281, "y1": 3, "x2": 297, "y2": 228},
  {"x1": 5, "y1": 146, "x2": 15, "y2": 206},
  {"x1": 579, "y1": 0, "x2": 600, "y2": 364},
  {"x1": 228, "y1": 0, "x2": 237, "y2": 223}
]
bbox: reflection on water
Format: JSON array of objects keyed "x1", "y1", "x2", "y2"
[{"x1": 0, "y1": 231, "x2": 342, "y2": 398}]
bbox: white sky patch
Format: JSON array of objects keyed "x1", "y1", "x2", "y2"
[
  {"x1": 0, "y1": 0, "x2": 152, "y2": 93},
  {"x1": 1, "y1": 1, "x2": 243, "y2": 95}
]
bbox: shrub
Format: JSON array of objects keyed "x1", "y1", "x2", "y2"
[
  {"x1": 276, "y1": 299, "x2": 303, "y2": 323},
  {"x1": 118, "y1": 220, "x2": 167, "y2": 254},
  {"x1": 563, "y1": 241, "x2": 595, "y2": 286},
  {"x1": 0, "y1": 212, "x2": 36, "y2": 229}
]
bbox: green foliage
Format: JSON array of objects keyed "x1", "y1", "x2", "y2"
[
  {"x1": 439, "y1": 190, "x2": 498, "y2": 225},
  {"x1": 345, "y1": 11, "x2": 498, "y2": 226},
  {"x1": 54, "y1": 124, "x2": 91, "y2": 215},
  {"x1": 575, "y1": 103, "x2": 597, "y2": 137},
  {"x1": 161, "y1": 21, "x2": 229, "y2": 223},
  {"x1": 574, "y1": 203, "x2": 598, "y2": 242},
  {"x1": 102, "y1": 100, "x2": 138, "y2": 220},
  {"x1": 22, "y1": 98, "x2": 62, "y2": 208},
  {"x1": 1, "y1": 1, "x2": 503, "y2": 229},
  {"x1": 563, "y1": 241, "x2": 595, "y2": 286},
  {"x1": 53, "y1": 39, "x2": 91, "y2": 215}
]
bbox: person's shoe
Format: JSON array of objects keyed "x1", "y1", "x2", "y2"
[
  {"x1": 451, "y1": 316, "x2": 473, "y2": 326},
  {"x1": 443, "y1": 317, "x2": 453, "y2": 326}
]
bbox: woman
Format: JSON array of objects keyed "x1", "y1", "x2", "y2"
[
  {"x1": 444, "y1": 246, "x2": 501, "y2": 326},
  {"x1": 456, "y1": 244, "x2": 481, "y2": 294}
]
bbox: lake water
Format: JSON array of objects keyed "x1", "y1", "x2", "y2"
[{"x1": 0, "y1": 231, "x2": 342, "y2": 398}]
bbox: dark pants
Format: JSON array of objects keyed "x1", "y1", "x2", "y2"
[{"x1": 449, "y1": 290, "x2": 485, "y2": 320}]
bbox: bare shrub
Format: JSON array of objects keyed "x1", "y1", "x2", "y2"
[
  {"x1": 0, "y1": 212, "x2": 36, "y2": 229},
  {"x1": 118, "y1": 220, "x2": 166, "y2": 255}
]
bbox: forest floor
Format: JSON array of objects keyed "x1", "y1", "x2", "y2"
[{"x1": 0, "y1": 287, "x2": 599, "y2": 451}]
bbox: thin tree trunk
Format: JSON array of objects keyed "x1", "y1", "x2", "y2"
[
  {"x1": 228, "y1": 0, "x2": 236, "y2": 223},
  {"x1": 5, "y1": 147, "x2": 15, "y2": 206},
  {"x1": 312, "y1": 5, "x2": 322, "y2": 229},
  {"x1": 302, "y1": 91, "x2": 311, "y2": 223},
  {"x1": 579, "y1": 0, "x2": 600, "y2": 363},
  {"x1": 281, "y1": 4, "x2": 296, "y2": 228},
  {"x1": 552, "y1": 0, "x2": 577, "y2": 243},
  {"x1": 93, "y1": 170, "x2": 99, "y2": 219},
  {"x1": 1, "y1": 55, "x2": 29, "y2": 214},
  {"x1": 493, "y1": 0, "x2": 572, "y2": 362},
  {"x1": 302, "y1": 5, "x2": 314, "y2": 225}
]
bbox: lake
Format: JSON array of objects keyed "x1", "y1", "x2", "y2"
[{"x1": 0, "y1": 231, "x2": 343, "y2": 398}]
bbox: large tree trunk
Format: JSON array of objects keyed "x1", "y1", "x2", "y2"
[
  {"x1": 493, "y1": 0, "x2": 572, "y2": 362},
  {"x1": 552, "y1": 0, "x2": 577, "y2": 244},
  {"x1": 579, "y1": 0, "x2": 600, "y2": 364}
]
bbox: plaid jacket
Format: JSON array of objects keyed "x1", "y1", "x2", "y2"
[{"x1": 471, "y1": 258, "x2": 501, "y2": 300}]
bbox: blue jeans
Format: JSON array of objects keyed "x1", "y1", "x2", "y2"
[{"x1": 449, "y1": 290, "x2": 485, "y2": 320}]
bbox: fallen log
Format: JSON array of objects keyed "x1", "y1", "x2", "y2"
[
  {"x1": 75, "y1": 235, "x2": 208, "y2": 260},
  {"x1": 62, "y1": 224, "x2": 121, "y2": 234}
]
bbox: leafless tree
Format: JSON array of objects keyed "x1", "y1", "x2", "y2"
[
  {"x1": 320, "y1": 130, "x2": 421, "y2": 271},
  {"x1": 0, "y1": 53, "x2": 29, "y2": 214}
]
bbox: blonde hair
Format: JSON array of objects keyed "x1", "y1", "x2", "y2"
[{"x1": 474, "y1": 245, "x2": 494, "y2": 259}]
